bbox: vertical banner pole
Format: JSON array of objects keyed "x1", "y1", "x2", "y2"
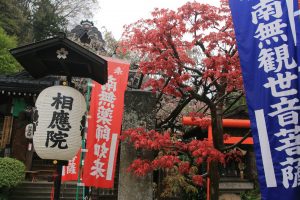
[
  {"x1": 53, "y1": 163, "x2": 62, "y2": 200},
  {"x1": 76, "y1": 79, "x2": 91, "y2": 200},
  {"x1": 54, "y1": 161, "x2": 68, "y2": 200}
]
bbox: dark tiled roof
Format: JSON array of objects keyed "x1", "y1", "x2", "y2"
[
  {"x1": 0, "y1": 71, "x2": 58, "y2": 95},
  {"x1": 10, "y1": 33, "x2": 108, "y2": 85}
]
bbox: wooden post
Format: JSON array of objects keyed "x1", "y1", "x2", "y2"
[{"x1": 54, "y1": 161, "x2": 62, "y2": 200}]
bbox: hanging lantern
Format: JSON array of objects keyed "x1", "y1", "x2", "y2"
[
  {"x1": 33, "y1": 86, "x2": 86, "y2": 160},
  {"x1": 25, "y1": 123, "x2": 34, "y2": 139}
]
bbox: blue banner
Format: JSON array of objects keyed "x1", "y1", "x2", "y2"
[{"x1": 229, "y1": 0, "x2": 300, "y2": 199}]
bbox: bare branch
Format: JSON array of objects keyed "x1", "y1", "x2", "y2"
[
  {"x1": 157, "y1": 96, "x2": 193, "y2": 127},
  {"x1": 223, "y1": 92, "x2": 244, "y2": 115}
]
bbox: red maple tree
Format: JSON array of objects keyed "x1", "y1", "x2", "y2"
[{"x1": 119, "y1": 1, "x2": 245, "y2": 199}]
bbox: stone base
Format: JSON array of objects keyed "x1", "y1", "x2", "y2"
[{"x1": 219, "y1": 193, "x2": 241, "y2": 200}]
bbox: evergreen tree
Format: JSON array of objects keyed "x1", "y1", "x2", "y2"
[
  {"x1": 0, "y1": 27, "x2": 21, "y2": 74},
  {"x1": 32, "y1": 0, "x2": 67, "y2": 41},
  {"x1": 0, "y1": 0, "x2": 99, "y2": 43},
  {"x1": 0, "y1": 0, "x2": 33, "y2": 44}
]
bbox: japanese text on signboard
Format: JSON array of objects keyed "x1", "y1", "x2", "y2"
[
  {"x1": 46, "y1": 92, "x2": 73, "y2": 149},
  {"x1": 90, "y1": 75, "x2": 117, "y2": 178},
  {"x1": 251, "y1": 0, "x2": 299, "y2": 189}
]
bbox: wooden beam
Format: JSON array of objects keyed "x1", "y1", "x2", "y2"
[
  {"x1": 182, "y1": 117, "x2": 250, "y2": 128},
  {"x1": 182, "y1": 117, "x2": 253, "y2": 144},
  {"x1": 224, "y1": 136, "x2": 253, "y2": 145}
]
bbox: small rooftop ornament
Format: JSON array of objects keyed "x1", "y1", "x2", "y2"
[
  {"x1": 69, "y1": 20, "x2": 106, "y2": 54},
  {"x1": 56, "y1": 48, "x2": 69, "y2": 59}
]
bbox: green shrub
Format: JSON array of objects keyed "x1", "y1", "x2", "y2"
[
  {"x1": 241, "y1": 183, "x2": 261, "y2": 200},
  {"x1": 0, "y1": 157, "x2": 25, "y2": 189}
]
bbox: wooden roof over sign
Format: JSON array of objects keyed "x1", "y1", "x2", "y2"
[{"x1": 10, "y1": 32, "x2": 108, "y2": 85}]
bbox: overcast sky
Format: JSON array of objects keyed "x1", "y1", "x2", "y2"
[{"x1": 93, "y1": 0, "x2": 220, "y2": 40}]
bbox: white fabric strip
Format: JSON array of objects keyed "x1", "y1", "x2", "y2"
[
  {"x1": 286, "y1": 0, "x2": 297, "y2": 45},
  {"x1": 255, "y1": 109, "x2": 277, "y2": 188},
  {"x1": 106, "y1": 133, "x2": 118, "y2": 180}
]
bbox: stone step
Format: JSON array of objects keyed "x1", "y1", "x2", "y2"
[
  {"x1": 10, "y1": 195, "x2": 52, "y2": 200},
  {"x1": 9, "y1": 181, "x2": 118, "y2": 200},
  {"x1": 14, "y1": 187, "x2": 51, "y2": 192},
  {"x1": 16, "y1": 181, "x2": 53, "y2": 187},
  {"x1": 219, "y1": 178, "x2": 254, "y2": 192}
]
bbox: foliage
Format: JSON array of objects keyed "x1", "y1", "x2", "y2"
[
  {"x1": 0, "y1": 0, "x2": 99, "y2": 44},
  {"x1": 51, "y1": 0, "x2": 99, "y2": 25},
  {"x1": 102, "y1": 29, "x2": 119, "y2": 57},
  {"x1": 241, "y1": 182, "x2": 261, "y2": 200},
  {"x1": 224, "y1": 92, "x2": 247, "y2": 117},
  {"x1": 32, "y1": 0, "x2": 67, "y2": 41},
  {"x1": 121, "y1": 127, "x2": 224, "y2": 198},
  {"x1": 0, "y1": 0, "x2": 32, "y2": 44},
  {"x1": 0, "y1": 28, "x2": 21, "y2": 74},
  {"x1": 100, "y1": 28, "x2": 141, "y2": 67},
  {"x1": 224, "y1": 148, "x2": 244, "y2": 164},
  {"x1": 120, "y1": 0, "x2": 244, "y2": 199},
  {"x1": 0, "y1": 157, "x2": 25, "y2": 189},
  {"x1": 122, "y1": 128, "x2": 224, "y2": 171},
  {"x1": 241, "y1": 190, "x2": 261, "y2": 200}
]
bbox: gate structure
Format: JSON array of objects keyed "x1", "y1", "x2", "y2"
[{"x1": 182, "y1": 117, "x2": 253, "y2": 200}]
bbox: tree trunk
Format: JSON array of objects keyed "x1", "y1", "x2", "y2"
[
  {"x1": 208, "y1": 106, "x2": 223, "y2": 200},
  {"x1": 209, "y1": 161, "x2": 220, "y2": 200},
  {"x1": 209, "y1": 91, "x2": 225, "y2": 200}
]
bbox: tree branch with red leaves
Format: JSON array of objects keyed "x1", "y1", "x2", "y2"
[{"x1": 119, "y1": 1, "x2": 245, "y2": 199}]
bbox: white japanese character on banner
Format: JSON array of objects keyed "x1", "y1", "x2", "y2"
[
  {"x1": 274, "y1": 44, "x2": 297, "y2": 72},
  {"x1": 102, "y1": 75, "x2": 117, "y2": 92},
  {"x1": 96, "y1": 124, "x2": 111, "y2": 142},
  {"x1": 282, "y1": 146, "x2": 300, "y2": 157},
  {"x1": 285, "y1": 146, "x2": 300, "y2": 157},
  {"x1": 94, "y1": 144, "x2": 101, "y2": 156},
  {"x1": 94, "y1": 142, "x2": 109, "y2": 158},
  {"x1": 258, "y1": 47, "x2": 276, "y2": 72},
  {"x1": 90, "y1": 158, "x2": 106, "y2": 178},
  {"x1": 281, "y1": 157, "x2": 300, "y2": 166},
  {"x1": 263, "y1": 72, "x2": 297, "y2": 97},
  {"x1": 280, "y1": 158, "x2": 300, "y2": 188},
  {"x1": 114, "y1": 67, "x2": 123, "y2": 75},
  {"x1": 274, "y1": 125, "x2": 300, "y2": 137},
  {"x1": 269, "y1": 97, "x2": 300, "y2": 117},
  {"x1": 276, "y1": 133, "x2": 300, "y2": 154},
  {"x1": 66, "y1": 156, "x2": 77, "y2": 174},
  {"x1": 254, "y1": 19, "x2": 287, "y2": 48},
  {"x1": 99, "y1": 91, "x2": 116, "y2": 108},
  {"x1": 251, "y1": 0, "x2": 282, "y2": 24},
  {"x1": 97, "y1": 106, "x2": 113, "y2": 124},
  {"x1": 99, "y1": 143, "x2": 109, "y2": 158},
  {"x1": 281, "y1": 165, "x2": 300, "y2": 188},
  {"x1": 277, "y1": 111, "x2": 299, "y2": 127}
]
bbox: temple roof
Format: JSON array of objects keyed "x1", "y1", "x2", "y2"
[
  {"x1": 10, "y1": 32, "x2": 108, "y2": 85},
  {"x1": 0, "y1": 71, "x2": 58, "y2": 96}
]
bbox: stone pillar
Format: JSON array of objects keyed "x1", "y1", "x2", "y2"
[{"x1": 118, "y1": 90, "x2": 156, "y2": 200}]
